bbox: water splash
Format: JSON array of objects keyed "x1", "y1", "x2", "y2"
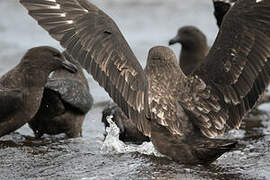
[{"x1": 101, "y1": 115, "x2": 164, "y2": 157}]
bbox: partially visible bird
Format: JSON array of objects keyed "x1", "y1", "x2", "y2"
[
  {"x1": 29, "y1": 51, "x2": 93, "y2": 138},
  {"x1": 0, "y1": 46, "x2": 77, "y2": 138},
  {"x1": 169, "y1": 26, "x2": 209, "y2": 75},
  {"x1": 169, "y1": 0, "x2": 238, "y2": 75}
]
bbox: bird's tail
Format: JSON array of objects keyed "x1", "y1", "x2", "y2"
[{"x1": 192, "y1": 138, "x2": 237, "y2": 164}]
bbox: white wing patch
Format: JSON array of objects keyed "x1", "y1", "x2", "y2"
[
  {"x1": 67, "y1": 20, "x2": 74, "y2": 24},
  {"x1": 49, "y1": 4, "x2": 60, "y2": 9}
]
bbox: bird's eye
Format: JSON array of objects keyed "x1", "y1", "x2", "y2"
[
  {"x1": 53, "y1": 52, "x2": 62, "y2": 57},
  {"x1": 183, "y1": 30, "x2": 190, "y2": 34}
]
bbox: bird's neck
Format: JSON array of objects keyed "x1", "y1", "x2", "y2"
[
  {"x1": 16, "y1": 62, "x2": 52, "y2": 118},
  {"x1": 18, "y1": 61, "x2": 51, "y2": 87},
  {"x1": 182, "y1": 39, "x2": 208, "y2": 52},
  {"x1": 180, "y1": 43, "x2": 208, "y2": 75}
]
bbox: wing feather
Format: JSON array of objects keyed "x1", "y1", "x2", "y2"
[
  {"x1": 0, "y1": 88, "x2": 23, "y2": 120},
  {"x1": 184, "y1": 0, "x2": 270, "y2": 137},
  {"x1": 20, "y1": 0, "x2": 151, "y2": 136},
  {"x1": 45, "y1": 79, "x2": 93, "y2": 114}
]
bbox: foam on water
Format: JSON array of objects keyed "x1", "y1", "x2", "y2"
[{"x1": 101, "y1": 115, "x2": 164, "y2": 157}]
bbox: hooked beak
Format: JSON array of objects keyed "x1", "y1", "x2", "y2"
[
  {"x1": 169, "y1": 36, "x2": 180, "y2": 46},
  {"x1": 61, "y1": 59, "x2": 78, "y2": 73}
]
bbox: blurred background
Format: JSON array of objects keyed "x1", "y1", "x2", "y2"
[
  {"x1": 0, "y1": 0, "x2": 269, "y2": 179},
  {"x1": 0, "y1": 0, "x2": 218, "y2": 74}
]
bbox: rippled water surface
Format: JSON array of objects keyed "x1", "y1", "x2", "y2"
[{"x1": 0, "y1": 0, "x2": 270, "y2": 179}]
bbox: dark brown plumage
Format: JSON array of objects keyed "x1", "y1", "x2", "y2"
[
  {"x1": 168, "y1": 0, "x2": 236, "y2": 75},
  {"x1": 28, "y1": 52, "x2": 93, "y2": 138},
  {"x1": 105, "y1": 0, "x2": 268, "y2": 146},
  {"x1": 20, "y1": 0, "x2": 270, "y2": 164},
  {"x1": 169, "y1": 26, "x2": 209, "y2": 75},
  {"x1": 0, "y1": 46, "x2": 77, "y2": 138}
]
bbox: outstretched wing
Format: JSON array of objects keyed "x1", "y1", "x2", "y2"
[
  {"x1": 183, "y1": 0, "x2": 270, "y2": 138},
  {"x1": 0, "y1": 88, "x2": 23, "y2": 120},
  {"x1": 20, "y1": 0, "x2": 151, "y2": 136},
  {"x1": 212, "y1": 0, "x2": 237, "y2": 27}
]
